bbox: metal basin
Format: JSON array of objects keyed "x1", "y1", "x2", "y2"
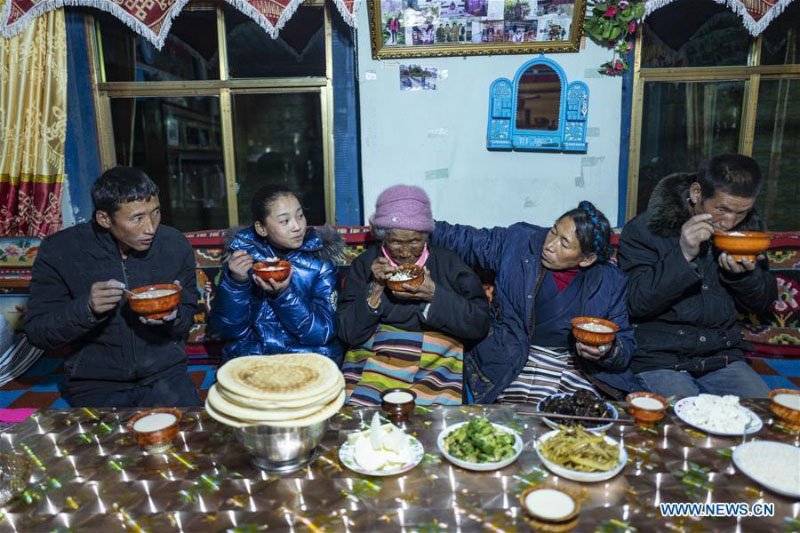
[{"x1": 233, "y1": 420, "x2": 328, "y2": 473}]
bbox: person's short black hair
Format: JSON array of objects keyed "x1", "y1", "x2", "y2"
[
  {"x1": 698, "y1": 154, "x2": 762, "y2": 199},
  {"x1": 558, "y1": 201, "x2": 612, "y2": 263},
  {"x1": 251, "y1": 184, "x2": 298, "y2": 223},
  {"x1": 91, "y1": 166, "x2": 159, "y2": 215}
]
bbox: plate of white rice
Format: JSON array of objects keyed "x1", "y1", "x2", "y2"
[
  {"x1": 673, "y1": 394, "x2": 762, "y2": 436},
  {"x1": 733, "y1": 441, "x2": 800, "y2": 498}
]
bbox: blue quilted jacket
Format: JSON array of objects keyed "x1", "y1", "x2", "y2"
[
  {"x1": 433, "y1": 221, "x2": 637, "y2": 402},
  {"x1": 209, "y1": 226, "x2": 344, "y2": 363}
]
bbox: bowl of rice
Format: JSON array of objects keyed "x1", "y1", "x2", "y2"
[{"x1": 386, "y1": 265, "x2": 424, "y2": 292}]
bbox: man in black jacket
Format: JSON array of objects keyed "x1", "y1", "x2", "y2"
[
  {"x1": 618, "y1": 154, "x2": 776, "y2": 399},
  {"x1": 24, "y1": 167, "x2": 201, "y2": 407}
]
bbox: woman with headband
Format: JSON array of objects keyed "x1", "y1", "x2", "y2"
[{"x1": 432, "y1": 201, "x2": 637, "y2": 404}]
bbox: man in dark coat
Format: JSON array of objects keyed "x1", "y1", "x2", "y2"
[
  {"x1": 24, "y1": 167, "x2": 201, "y2": 407},
  {"x1": 618, "y1": 154, "x2": 776, "y2": 398}
]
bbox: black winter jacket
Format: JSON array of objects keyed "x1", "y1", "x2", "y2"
[
  {"x1": 618, "y1": 173, "x2": 777, "y2": 374},
  {"x1": 24, "y1": 222, "x2": 198, "y2": 396}
]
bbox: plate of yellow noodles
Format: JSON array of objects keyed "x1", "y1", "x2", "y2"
[{"x1": 535, "y1": 426, "x2": 627, "y2": 482}]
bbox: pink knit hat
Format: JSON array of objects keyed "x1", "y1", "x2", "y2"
[{"x1": 370, "y1": 185, "x2": 435, "y2": 233}]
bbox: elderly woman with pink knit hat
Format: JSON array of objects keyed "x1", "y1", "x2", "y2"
[{"x1": 338, "y1": 185, "x2": 490, "y2": 406}]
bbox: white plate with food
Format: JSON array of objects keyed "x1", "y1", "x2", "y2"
[
  {"x1": 536, "y1": 391, "x2": 619, "y2": 433},
  {"x1": 437, "y1": 418, "x2": 523, "y2": 472},
  {"x1": 732, "y1": 440, "x2": 800, "y2": 499},
  {"x1": 674, "y1": 395, "x2": 762, "y2": 437},
  {"x1": 339, "y1": 413, "x2": 424, "y2": 476},
  {"x1": 535, "y1": 427, "x2": 627, "y2": 482}
]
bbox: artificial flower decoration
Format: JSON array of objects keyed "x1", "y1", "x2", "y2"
[{"x1": 584, "y1": 0, "x2": 646, "y2": 76}]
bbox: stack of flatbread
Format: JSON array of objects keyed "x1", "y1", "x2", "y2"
[{"x1": 205, "y1": 353, "x2": 345, "y2": 428}]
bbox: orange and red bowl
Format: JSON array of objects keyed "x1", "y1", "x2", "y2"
[
  {"x1": 571, "y1": 317, "x2": 619, "y2": 347},
  {"x1": 253, "y1": 260, "x2": 292, "y2": 282},
  {"x1": 386, "y1": 264, "x2": 425, "y2": 292},
  {"x1": 126, "y1": 283, "x2": 181, "y2": 320},
  {"x1": 713, "y1": 231, "x2": 772, "y2": 262}
]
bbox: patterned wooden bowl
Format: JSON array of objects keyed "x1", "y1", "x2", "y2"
[
  {"x1": 519, "y1": 485, "x2": 581, "y2": 532},
  {"x1": 253, "y1": 260, "x2": 292, "y2": 282},
  {"x1": 571, "y1": 317, "x2": 618, "y2": 347},
  {"x1": 386, "y1": 265, "x2": 424, "y2": 292},
  {"x1": 626, "y1": 391, "x2": 667, "y2": 427},
  {"x1": 126, "y1": 284, "x2": 181, "y2": 320},
  {"x1": 127, "y1": 408, "x2": 182, "y2": 453},
  {"x1": 713, "y1": 231, "x2": 772, "y2": 262},
  {"x1": 769, "y1": 388, "x2": 800, "y2": 432}
]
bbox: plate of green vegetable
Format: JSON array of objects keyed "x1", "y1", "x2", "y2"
[{"x1": 437, "y1": 417, "x2": 523, "y2": 471}]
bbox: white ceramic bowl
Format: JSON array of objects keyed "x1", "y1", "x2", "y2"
[
  {"x1": 673, "y1": 396, "x2": 762, "y2": 437},
  {"x1": 535, "y1": 429, "x2": 627, "y2": 482},
  {"x1": 437, "y1": 421, "x2": 524, "y2": 471}
]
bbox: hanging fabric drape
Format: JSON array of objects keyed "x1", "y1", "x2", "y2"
[
  {"x1": 645, "y1": 0, "x2": 795, "y2": 36},
  {"x1": 0, "y1": 8, "x2": 67, "y2": 238},
  {"x1": 1, "y1": 0, "x2": 359, "y2": 49}
]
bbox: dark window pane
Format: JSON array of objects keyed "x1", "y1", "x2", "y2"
[
  {"x1": 641, "y1": 0, "x2": 750, "y2": 68},
  {"x1": 225, "y1": 6, "x2": 325, "y2": 78},
  {"x1": 99, "y1": 6, "x2": 219, "y2": 82},
  {"x1": 761, "y1": 2, "x2": 800, "y2": 65},
  {"x1": 752, "y1": 80, "x2": 800, "y2": 231},
  {"x1": 110, "y1": 97, "x2": 228, "y2": 231},
  {"x1": 231, "y1": 93, "x2": 326, "y2": 225},
  {"x1": 636, "y1": 81, "x2": 744, "y2": 213}
]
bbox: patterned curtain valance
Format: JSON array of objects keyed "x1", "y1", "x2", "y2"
[
  {"x1": 1, "y1": 0, "x2": 358, "y2": 49},
  {"x1": 645, "y1": 0, "x2": 795, "y2": 36}
]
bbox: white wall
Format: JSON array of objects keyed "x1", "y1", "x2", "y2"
[{"x1": 355, "y1": 8, "x2": 624, "y2": 229}]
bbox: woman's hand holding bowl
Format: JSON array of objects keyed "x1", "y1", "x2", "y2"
[
  {"x1": 392, "y1": 267, "x2": 436, "y2": 302},
  {"x1": 575, "y1": 340, "x2": 613, "y2": 361}
]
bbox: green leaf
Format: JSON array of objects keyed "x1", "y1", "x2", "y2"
[
  {"x1": 610, "y1": 26, "x2": 621, "y2": 39},
  {"x1": 632, "y1": 3, "x2": 645, "y2": 17}
]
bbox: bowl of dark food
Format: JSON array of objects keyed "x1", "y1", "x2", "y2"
[
  {"x1": 253, "y1": 258, "x2": 292, "y2": 283},
  {"x1": 126, "y1": 283, "x2": 181, "y2": 320},
  {"x1": 437, "y1": 417, "x2": 523, "y2": 471},
  {"x1": 713, "y1": 231, "x2": 772, "y2": 262},
  {"x1": 537, "y1": 390, "x2": 618, "y2": 433},
  {"x1": 386, "y1": 264, "x2": 425, "y2": 292}
]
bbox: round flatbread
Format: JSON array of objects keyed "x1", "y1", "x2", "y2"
[
  {"x1": 217, "y1": 375, "x2": 345, "y2": 410},
  {"x1": 217, "y1": 354, "x2": 341, "y2": 402},
  {"x1": 208, "y1": 383, "x2": 342, "y2": 422},
  {"x1": 205, "y1": 399, "x2": 252, "y2": 428},
  {"x1": 260, "y1": 390, "x2": 346, "y2": 428},
  {"x1": 205, "y1": 389, "x2": 345, "y2": 429}
]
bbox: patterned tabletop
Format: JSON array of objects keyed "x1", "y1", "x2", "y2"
[{"x1": 0, "y1": 401, "x2": 798, "y2": 532}]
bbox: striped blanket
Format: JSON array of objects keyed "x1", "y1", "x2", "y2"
[
  {"x1": 343, "y1": 324, "x2": 464, "y2": 406},
  {"x1": 497, "y1": 345, "x2": 598, "y2": 405}
]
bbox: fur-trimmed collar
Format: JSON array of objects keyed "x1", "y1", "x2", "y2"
[
  {"x1": 645, "y1": 172, "x2": 765, "y2": 237},
  {"x1": 223, "y1": 225, "x2": 346, "y2": 265}
]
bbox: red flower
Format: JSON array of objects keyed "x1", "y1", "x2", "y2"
[
  {"x1": 614, "y1": 60, "x2": 624, "y2": 69},
  {"x1": 604, "y1": 5, "x2": 618, "y2": 17},
  {"x1": 628, "y1": 20, "x2": 637, "y2": 33}
]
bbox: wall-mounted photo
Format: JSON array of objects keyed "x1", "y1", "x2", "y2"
[{"x1": 370, "y1": 0, "x2": 585, "y2": 59}]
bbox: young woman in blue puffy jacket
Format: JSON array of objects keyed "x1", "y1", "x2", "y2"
[{"x1": 209, "y1": 185, "x2": 344, "y2": 363}]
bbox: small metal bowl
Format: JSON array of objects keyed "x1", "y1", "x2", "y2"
[{"x1": 234, "y1": 420, "x2": 328, "y2": 473}]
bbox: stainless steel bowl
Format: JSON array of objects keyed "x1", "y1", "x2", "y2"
[{"x1": 233, "y1": 420, "x2": 328, "y2": 473}]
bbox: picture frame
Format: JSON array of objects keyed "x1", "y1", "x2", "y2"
[{"x1": 369, "y1": 0, "x2": 586, "y2": 59}]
